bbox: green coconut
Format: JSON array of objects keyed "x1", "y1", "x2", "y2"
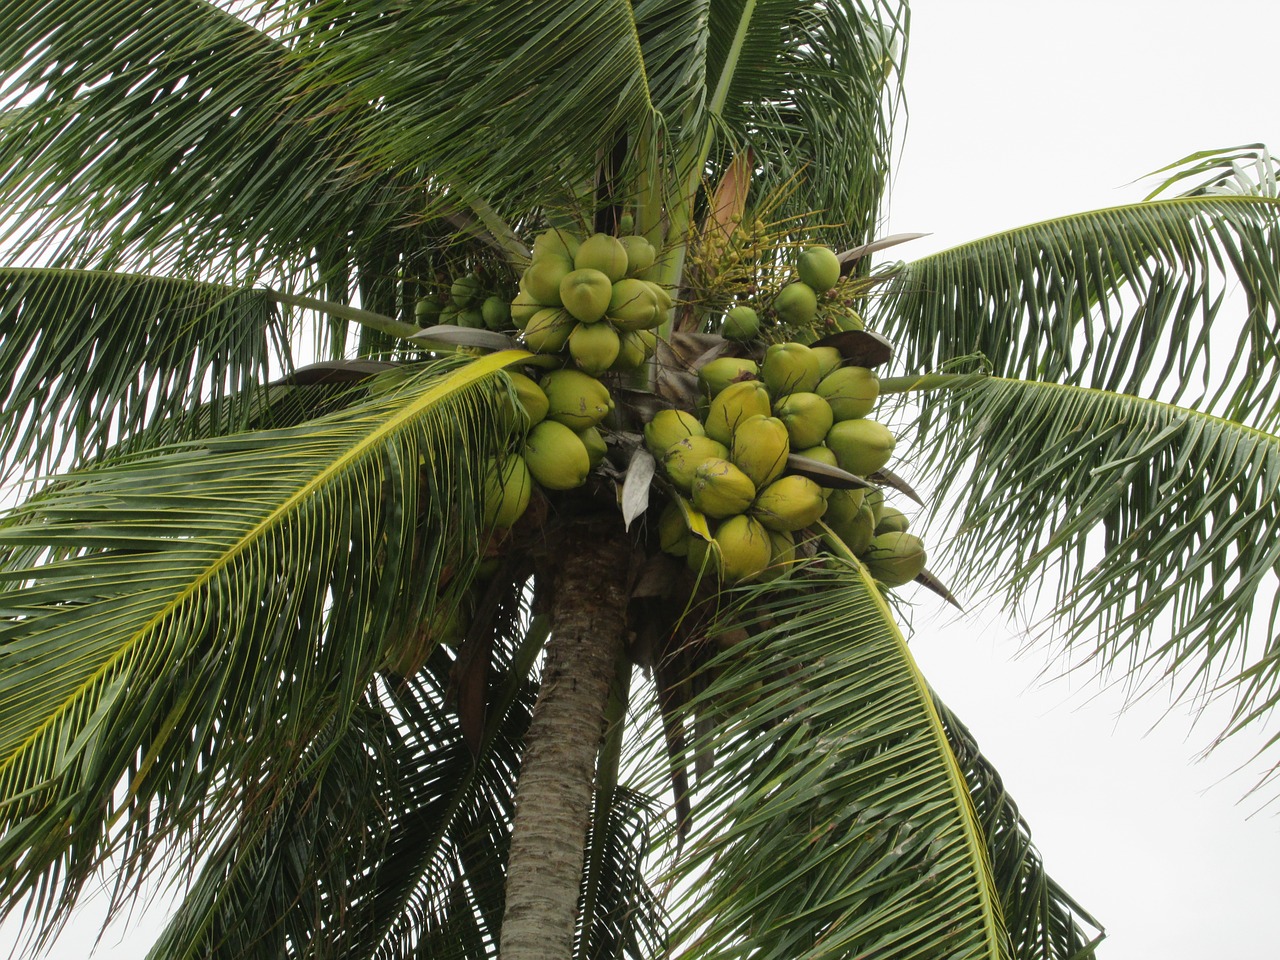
[
  {"x1": 521, "y1": 307, "x2": 575, "y2": 353},
  {"x1": 691, "y1": 457, "x2": 757, "y2": 519},
  {"x1": 875, "y1": 505, "x2": 909, "y2": 535},
  {"x1": 722, "y1": 305, "x2": 760, "y2": 341},
  {"x1": 532, "y1": 228, "x2": 580, "y2": 262},
  {"x1": 645, "y1": 409, "x2": 705, "y2": 457},
  {"x1": 607, "y1": 278, "x2": 662, "y2": 331},
  {"x1": 619, "y1": 235, "x2": 656, "y2": 277},
  {"x1": 773, "y1": 392, "x2": 834, "y2": 450},
  {"x1": 510, "y1": 291, "x2": 541, "y2": 329},
  {"x1": 481, "y1": 295, "x2": 511, "y2": 331},
  {"x1": 796, "y1": 246, "x2": 841, "y2": 293},
  {"x1": 818, "y1": 366, "x2": 880, "y2": 421},
  {"x1": 663, "y1": 435, "x2": 731, "y2": 494},
  {"x1": 560, "y1": 268, "x2": 613, "y2": 323},
  {"x1": 704, "y1": 380, "x2": 772, "y2": 445},
  {"x1": 762, "y1": 342, "x2": 822, "y2": 396},
  {"x1": 541, "y1": 368, "x2": 614, "y2": 429},
  {"x1": 503, "y1": 371, "x2": 549, "y2": 428},
  {"x1": 698, "y1": 357, "x2": 760, "y2": 399},
  {"x1": 730, "y1": 414, "x2": 790, "y2": 489},
  {"x1": 752, "y1": 475, "x2": 827, "y2": 533},
  {"x1": 523, "y1": 420, "x2": 592, "y2": 490},
  {"x1": 568, "y1": 321, "x2": 621, "y2": 375},
  {"x1": 483, "y1": 455, "x2": 533, "y2": 528},
  {"x1": 773, "y1": 281, "x2": 818, "y2": 325},
  {"x1": 522, "y1": 256, "x2": 573, "y2": 306},
  {"x1": 577, "y1": 425, "x2": 608, "y2": 469},
  {"x1": 450, "y1": 273, "x2": 482, "y2": 308},
  {"x1": 863, "y1": 532, "x2": 927, "y2": 587},
  {"x1": 574, "y1": 233, "x2": 628, "y2": 282},
  {"x1": 712, "y1": 514, "x2": 773, "y2": 583},
  {"x1": 826, "y1": 419, "x2": 895, "y2": 477}
]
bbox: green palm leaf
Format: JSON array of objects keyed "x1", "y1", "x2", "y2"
[
  {"x1": 664, "y1": 561, "x2": 1011, "y2": 959},
  {"x1": 872, "y1": 196, "x2": 1280, "y2": 426},
  {"x1": 906, "y1": 375, "x2": 1280, "y2": 780},
  {"x1": 0, "y1": 351, "x2": 526, "y2": 941},
  {"x1": 704, "y1": 0, "x2": 908, "y2": 248},
  {"x1": 0, "y1": 0, "x2": 420, "y2": 277},
  {"x1": 273, "y1": 0, "x2": 664, "y2": 221},
  {"x1": 935, "y1": 698, "x2": 1103, "y2": 960},
  {"x1": 0, "y1": 268, "x2": 290, "y2": 478}
]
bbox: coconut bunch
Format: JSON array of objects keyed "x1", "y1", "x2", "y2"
[
  {"x1": 481, "y1": 368, "x2": 614, "y2": 528},
  {"x1": 717, "y1": 244, "x2": 865, "y2": 342},
  {"x1": 513, "y1": 229, "x2": 671, "y2": 374},
  {"x1": 415, "y1": 270, "x2": 515, "y2": 331},
  {"x1": 646, "y1": 338, "x2": 925, "y2": 589}
]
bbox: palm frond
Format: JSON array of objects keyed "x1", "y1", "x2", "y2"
[
  {"x1": 935, "y1": 698, "x2": 1103, "y2": 960},
  {"x1": 0, "y1": 268, "x2": 289, "y2": 479},
  {"x1": 704, "y1": 0, "x2": 908, "y2": 248},
  {"x1": 1142, "y1": 143, "x2": 1279, "y2": 200},
  {"x1": 872, "y1": 196, "x2": 1280, "y2": 428},
  {"x1": 267, "y1": 0, "x2": 659, "y2": 222},
  {"x1": 663, "y1": 561, "x2": 1012, "y2": 960},
  {"x1": 906, "y1": 375, "x2": 1280, "y2": 781},
  {"x1": 0, "y1": 0, "x2": 420, "y2": 278},
  {"x1": 0, "y1": 351, "x2": 527, "y2": 943}
]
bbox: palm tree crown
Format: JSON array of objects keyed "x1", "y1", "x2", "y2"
[{"x1": 0, "y1": 3, "x2": 1277, "y2": 958}]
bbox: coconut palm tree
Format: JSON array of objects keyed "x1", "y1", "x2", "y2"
[{"x1": 0, "y1": 2, "x2": 1277, "y2": 959}]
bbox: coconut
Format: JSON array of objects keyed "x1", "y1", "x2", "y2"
[
  {"x1": 662, "y1": 435, "x2": 730, "y2": 494},
  {"x1": 619, "y1": 235, "x2": 656, "y2": 277},
  {"x1": 568, "y1": 321, "x2": 621, "y2": 375},
  {"x1": 826, "y1": 419, "x2": 895, "y2": 477},
  {"x1": 795, "y1": 443, "x2": 838, "y2": 468},
  {"x1": 414, "y1": 297, "x2": 442, "y2": 326},
  {"x1": 722, "y1": 305, "x2": 760, "y2": 341},
  {"x1": 730, "y1": 414, "x2": 790, "y2": 489},
  {"x1": 532, "y1": 228, "x2": 580, "y2": 262},
  {"x1": 456, "y1": 308, "x2": 485, "y2": 329},
  {"x1": 450, "y1": 273, "x2": 482, "y2": 308},
  {"x1": 610, "y1": 330, "x2": 650, "y2": 370},
  {"x1": 712, "y1": 514, "x2": 773, "y2": 582},
  {"x1": 864, "y1": 487, "x2": 885, "y2": 526},
  {"x1": 875, "y1": 506, "x2": 909, "y2": 535},
  {"x1": 759, "y1": 529, "x2": 797, "y2": 581},
  {"x1": 704, "y1": 380, "x2": 772, "y2": 445},
  {"x1": 762, "y1": 342, "x2": 821, "y2": 396},
  {"x1": 607, "y1": 278, "x2": 662, "y2": 331},
  {"x1": 510, "y1": 291, "x2": 541, "y2": 329},
  {"x1": 818, "y1": 366, "x2": 879, "y2": 421},
  {"x1": 559, "y1": 268, "x2": 613, "y2": 323},
  {"x1": 574, "y1": 233, "x2": 628, "y2": 282},
  {"x1": 691, "y1": 457, "x2": 757, "y2": 518},
  {"x1": 541, "y1": 368, "x2": 614, "y2": 429},
  {"x1": 577, "y1": 425, "x2": 608, "y2": 469},
  {"x1": 825, "y1": 502, "x2": 875, "y2": 555},
  {"x1": 796, "y1": 246, "x2": 841, "y2": 293},
  {"x1": 811, "y1": 345, "x2": 843, "y2": 379},
  {"x1": 698, "y1": 357, "x2": 760, "y2": 399},
  {"x1": 503, "y1": 371, "x2": 549, "y2": 428},
  {"x1": 773, "y1": 281, "x2": 818, "y2": 325},
  {"x1": 521, "y1": 256, "x2": 573, "y2": 305},
  {"x1": 752, "y1": 475, "x2": 826, "y2": 532},
  {"x1": 483, "y1": 455, "x2": 533, "y2": 528},
  {"x1": 521, "y1": 307, "x2": 575, "y2": 353},
  {"x1": 481, "y1": 295, "x2": 511, "y2": 330},
  {"x1": 863, "y1": 532, "x2": 926, "y2": 587},
  {"x1": 773, "y1": 392, "x2": 834, "y2": 450},
  {"x1": 658, "y1": 499, "x2": 692, "y2": 556},
  {"x1": 522, "y1": 420, "x2": 592, "y2": 490},
  {"x1": 645, "y1": 409, "x2": 705, "y2": 457},
  {"x1": 824, "y1": 487, "x2": 868, "y2": 528}
]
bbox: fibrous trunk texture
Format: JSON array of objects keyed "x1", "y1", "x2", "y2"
[{"x1": 499, "y1": 519, "x2": 632, "y2": 960}]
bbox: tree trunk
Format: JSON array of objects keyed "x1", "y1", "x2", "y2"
[{"x1": 499, "y1": 517, "x2": 633, "y2": 960}]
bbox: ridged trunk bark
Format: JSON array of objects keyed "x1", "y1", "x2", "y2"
[{"x1": 499, "y1": 518, "x2": 632, "y2": 960}]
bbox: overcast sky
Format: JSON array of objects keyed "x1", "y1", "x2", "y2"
[
  {"x1": 4, "y1": 2, "x2": 1280, "y2": 958},
  {"x1": 889, "y1": 2, "x2": 1280, "y2": 959}
]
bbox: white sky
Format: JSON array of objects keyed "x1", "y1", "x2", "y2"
[
  {"x1": 5, "y1": 2, "x2": 1280, "y2": 958},
  {"x1": 889, "y1": 2, "x2": 1280, "y2": 959}
]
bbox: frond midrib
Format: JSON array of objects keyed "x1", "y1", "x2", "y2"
[{"x1": 0, "y1": 349, "x2": 528, "y2": 783}]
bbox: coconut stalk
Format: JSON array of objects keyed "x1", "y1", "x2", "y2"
[{"x1": 499, "y1": 516, "x2": 634, "y2": 960}]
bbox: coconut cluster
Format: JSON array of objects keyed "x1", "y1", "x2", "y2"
[
  {"x1": 719, "y1": 244, "x2": 865, "y2": 342},
  {"x1": 415, "y1": 270, "x2": 514, "y2": 331},
  {"x1": 649, "y1": 339, "x2": 925, "y2": 588},
  {"x1": 481, "y1": 368, "x2": 613, "y2": 528},
  {"x1": 512, "y1": 229, "x2": 671, "y2": 375}
]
